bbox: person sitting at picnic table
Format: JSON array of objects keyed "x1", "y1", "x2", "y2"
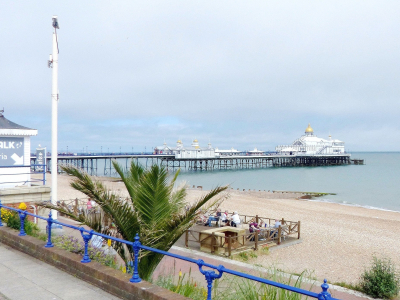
[
  {"x1": 220, "y1": 210, "x2": 229, "y2": 225},
  {"x1": 205, "y1": 208, "x2": 221, "y2": 227},
  {"x1": 248, "y1": 219, "x2": 260, "y2": 241},
  {"x1": 230, "y1": 211, "x2": 241, "y2": 227},
  {"x1": 197, "y1": 209, "x2": 209, "y2": 225},
  {"x1": 273, "y1": 219, "x2": 281, "y2": 238}
]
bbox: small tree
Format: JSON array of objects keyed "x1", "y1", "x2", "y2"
[
  {"x1": 360, "y1": 256, "x2": 399, "y2": 299},
  {"x1": 38, "y1": 160, "x2": 227, "y2": 280}
]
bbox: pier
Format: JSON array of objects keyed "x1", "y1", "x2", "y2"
[{"x1": 30, "y1": 153, "x2": 361, "y2": 176}]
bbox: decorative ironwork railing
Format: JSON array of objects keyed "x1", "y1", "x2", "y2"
[{"x1": 0, "y1": 203, "x2": 339, "y2": 300}]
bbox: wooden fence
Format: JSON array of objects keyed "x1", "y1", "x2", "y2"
[{"x1": 185, "y1": 214, "x2": 301, "y2": 256}]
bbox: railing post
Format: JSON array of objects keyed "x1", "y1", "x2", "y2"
[
  {"x1": 0, "y1": 200, "x2": 3, "y2": 227},
  {"x1": 318, "y1": 279, "x2": 332, "y2": 299},
  {"x1": 298, "y1": 221, "x2": 301, "y2": 239},
  {"x1": 211, "y1": 232, "x2": 215, "y2": 253},
  {"x1": 228, "y1": 236, "x2": 232, "y2": 257},
  {"x1": 255, "y1": 230, "x2": 258, "y2": 250},
  {"x1": 45, "y1": 211, "x2": 54, "y2": 248},
  {"x1": 256, "y1": 214, "x2": 258, "y2": 224},
  {"x1": 277, "y1": 225, "x2": 282, "y2": 245},
  {"x1": 80, "y1": 228, "x2": 93, "y2": 263},
  {"x1": 18, "y1": 210, "x2": 27, "y2": 236},
  {"x1": 130, "y1": 233, "x2": 142, "y2": 283},
  {"x1": 197, "y1": 259, "x2": 224, "y2": 300},
  {"x1": 185, "y1": 230, "x2": 189, "y2": 248}
]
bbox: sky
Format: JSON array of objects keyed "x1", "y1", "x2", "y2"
[{"x1": 1, "y1": 1, "x2": 400, "y2": 153}]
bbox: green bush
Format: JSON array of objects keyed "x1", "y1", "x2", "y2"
[
  {"x1": 360, "y1": 257, "x2": 399, "y2": 299},
  {"x1": 5, "y1": 211, "x2": 40, "y2": 237}
]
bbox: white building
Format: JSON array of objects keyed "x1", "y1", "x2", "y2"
[
  {"x1": 247, "y1": 147, "x2": 264, "y2": 156},
  {"x1": 215, "y1": 147, "x2": 241, "y2": 156},
  {"x1": 0, "y1": 111, "x2": 38, "y2": 188},
  {"x1": 275, "y1": 124, "x2": 345, "y2": 155},
  {"x1": 155, "y1": 139, "x2": 242, "y2": 158}
]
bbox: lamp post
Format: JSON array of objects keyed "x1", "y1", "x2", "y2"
[
  {"x1": 49, "y1": 16, "x2": 59, "y2": 220},
  {"x1": 101, "y1": 146, "x2": 102, "y2": 154}
]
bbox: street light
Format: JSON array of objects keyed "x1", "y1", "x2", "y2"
[{"x1": 101, "y1": 146, "x2": 102, "y2": 154}]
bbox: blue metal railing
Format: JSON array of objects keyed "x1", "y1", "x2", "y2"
[
  {"x1": 0, "y1": 164, "x2": 46, "y2": 186},
  {"x1": 0, "y1": 203, "x2": 339, "y2": 300}
]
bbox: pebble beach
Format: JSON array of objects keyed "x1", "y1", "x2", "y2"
[{"x1": 52, "y1": 174, "x2": 400, "y2": 285}]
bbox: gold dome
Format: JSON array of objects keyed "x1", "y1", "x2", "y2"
[
  {"x1": 305, "y1": 123, "x2": 313, "y2": 133},
  {"x1": 193, "y1": 139, "x2": 198, "y2": 143},
  {"x1": 177, "y1": 139, "x2": 182, "y2": 143}
]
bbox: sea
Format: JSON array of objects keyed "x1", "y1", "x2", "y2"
[{"x1": 107, "y1": 152, "x2": 400, "y2": 212}]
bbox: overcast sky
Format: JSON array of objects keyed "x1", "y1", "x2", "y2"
[{"x1": 1, "y1": 1, "x2": 400, "y2": 152}]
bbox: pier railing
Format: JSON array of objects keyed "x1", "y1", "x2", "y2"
[{"x1": 0, "y1": 203, "x2": 336, "y2": 300}]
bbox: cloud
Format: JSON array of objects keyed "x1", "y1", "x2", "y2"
[{"x1": 2, "y1": 0, "x2": 400, "y2": 151}]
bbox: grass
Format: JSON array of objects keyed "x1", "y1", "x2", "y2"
[{"x1": 155, "y1": 266, "x2": 315, "y2": 300}]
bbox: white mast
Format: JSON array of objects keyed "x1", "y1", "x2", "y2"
[{"x1": 49, "y1": 16, "x2": 59, "y2": 219}]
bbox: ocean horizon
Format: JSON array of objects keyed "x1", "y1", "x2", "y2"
[{"x1": 99, "y1": 152, "x2": 400, "y2": 212}]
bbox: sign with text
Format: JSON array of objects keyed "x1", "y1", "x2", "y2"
[
  {"x1": 35, "y1": 148, "x2": 46, "y2": 171},
  {"x1": 0, "y1": 137, "x2": 24, "y2": 166}
]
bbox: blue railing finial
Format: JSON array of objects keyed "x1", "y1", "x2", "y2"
[
  {"x1": 130, "y1": 233, "x2": 142, "y2": 283},
  {"x1": 318, "y1": 279, "x2": 332, "y2": 300},
  {"x1": 18, "y1": 210, "x2": 27, "y2": 236},
  {"x1": 80, "y1": 228, "x2": 93, "y2": 263},
  {"x1": 197, "y1": 260, "x2": 224, "y2": 300},
  {"x1": 45, "y1": 211, "x2": 54, "y2": 248}
]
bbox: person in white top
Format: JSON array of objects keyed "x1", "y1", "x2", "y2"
[
  {"x1": 274, "y1": 219, "x2": 281, "y2": 228},
  {"x1": 231, "y1": 211, "x2": 241, "y2": 227},
  {"x1": 220, "y1": 210, "x2": 229, "y2": 225}
]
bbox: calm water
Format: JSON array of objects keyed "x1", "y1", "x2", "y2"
[
  {"x1": 176, "y1": 152, "x2": 400, "y2": 212},
  {"x1": 107, "y1": 152, "x2": 400, "y2": 212}
]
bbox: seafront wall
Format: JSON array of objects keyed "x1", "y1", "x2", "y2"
[{"x1": 0, "y1": 226, "x2": 189, "y2": 300}]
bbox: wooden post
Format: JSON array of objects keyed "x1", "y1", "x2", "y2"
[
  {"x1": 278, "y1": 225, "x2": 282, "y2": 245},
  {"x1": 298, "y1": 221, "x2": 301, "y2": 239},
  {"x1": 281, "y1": 218, "x2": 285, "y2": 225},
  {"x1": 211, "y1": 232, "x2": 215, "y2": 253},
  {"x1": 256, "y1": 214, "x2": 259, "y2": 224},
  {"x1": 228, "y1": 236, "x2": 232, "y2": 257},
  {"x1": 185, "y1": 230, "x2": 189, "y2": 248},
  {"x1": 255, "y1": 230, "x2": 258, "y2": 251}
]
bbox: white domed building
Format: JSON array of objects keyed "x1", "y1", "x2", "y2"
[{"x1": 275, "y1": 124, "x2": 345, "y2": 155}]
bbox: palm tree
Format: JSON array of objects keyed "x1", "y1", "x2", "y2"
[{"x1": 39, "y1": 160, "x2": 227, "y2": 280}]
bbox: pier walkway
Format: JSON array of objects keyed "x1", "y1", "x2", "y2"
[
  {"x1": 31, "y1": 153, "x2": 357, "y2": 176},
  {"x1": 0, "y1": 242, "x2": 120, "y2": 300}
]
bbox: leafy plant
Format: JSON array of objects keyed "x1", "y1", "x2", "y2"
[
  {"x1": 38, "y1": 161, "x2": 227, "y2": 280},
  {"x1": 53, "y1": 235, "x2": 117, "y2": 268},
  {"x1": 359, "y1": 256, "x2": 399, "y2": 299},
  {"x1": 155, "y1": 267, "x2": 314, "y2": 300},
  {"x1": 4, "y1": 211, "x2": 40, "y2": 237}
]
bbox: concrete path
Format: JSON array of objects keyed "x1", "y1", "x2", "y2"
[{"x1": 0, "y1": 243, "x2": 121, "y2": 300}]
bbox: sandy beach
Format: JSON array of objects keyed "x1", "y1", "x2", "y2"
[{"x1": 50, "y1": 174, "x2": 400, "y2": 285}]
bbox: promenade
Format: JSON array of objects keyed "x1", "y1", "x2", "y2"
[{"x1": 0, "y1": 243, "x2": 120, "y2": 300}]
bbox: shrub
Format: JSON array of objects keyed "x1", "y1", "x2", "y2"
[
  {"x1": 4, "y1": 211, "x2": 40, "y2": 237},
  {"x1": 359, "y1": 256, "x2": 399, "y2": 299}
]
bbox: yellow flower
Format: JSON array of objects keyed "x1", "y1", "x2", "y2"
[
  {"x1": 107, "y1": 239, "x2": 112, "y2": 247},
  {"x1": 122, "y1": 266, "x2": 126, "y2": 273},
  {"x1": 179, "y1": 270, "x2": 182, "y2": 278},
  {"x1": 18, "y1": 202, "x2": 27, "y2": 210}
]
